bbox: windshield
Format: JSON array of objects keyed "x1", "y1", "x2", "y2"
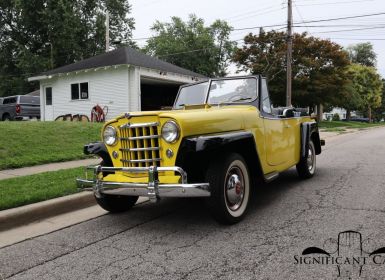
[
  {"x1": 208, "y1": 78, "x2": 257, "y2": 104},
  {"x1": 174, "y1": 81, "x2": 208, "y2": 109},
  {"x1": 173, "y1": 78, "x2": 257, "y2": 109}
]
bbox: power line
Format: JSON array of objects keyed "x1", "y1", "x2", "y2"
[
  {"x1": 294, "y1": 0, "x2": 373, "y2": 3},
  {"x1": 229, "y1": 7, "x2": 285, "y2": 24},
  {"x1": 293, "y1": 24, "x2": 385, "y2": 27},
  {"x1": 230, "y1": 12, "x2": 385, "y2": 32},
  {"x1": 294, "y1": 0, "x2": 375, "y2": 6},
  {"x1": 294, "y1": 2, "x2": 312, "y2": 36},
  {"x1": 295, "y1": 11, "x2": 385, "y2": 24},
  {"x1": 312, "y1": 25, "x2": 385, "y2": 33},
  {"x1": 329, "y1": 37, "x2": 385, "y2": 40},
  {"x1": 224, "y1": 5, "x2": 278, "y2": 21}
]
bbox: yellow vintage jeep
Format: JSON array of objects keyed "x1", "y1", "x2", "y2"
[{"x1": 77, "y1": 75, "x2": 324, "y2": 224}]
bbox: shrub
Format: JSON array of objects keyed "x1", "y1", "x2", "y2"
[{"x1": 332, "y1": 113, "x2": 340, "y2": 121}]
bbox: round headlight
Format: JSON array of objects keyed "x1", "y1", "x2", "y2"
[
  {"x1": 161, "y1": 120, "x2": 180, "y2": 143},
  {"x1": 103, "y1": 125, "x2": 117, "y2": 146}
]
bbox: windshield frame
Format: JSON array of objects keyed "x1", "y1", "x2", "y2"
[
  {"x1": 173, "y1": 75, "x2": 259, "y2": 109},
  {"x1": 173, "y1": 80, "x2": 209, "y2": 109}
]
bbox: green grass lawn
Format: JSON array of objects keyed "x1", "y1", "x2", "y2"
[
  {"x1": 319, "y1": 121, "x2": 385, "y2": 129},
  {"x1": 0, "y1": 122, "x2": 103, "y2": 170},
  {"x1": 0, "y1": 167, "x2": 85, "y2": 211}
]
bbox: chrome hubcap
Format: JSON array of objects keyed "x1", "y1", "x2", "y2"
[
  {"x1": 307, "y1": 146, "x2": 315, "y2": 172},
  {"x1": 225, "y1": 167, "x2": 245, "y2": 211}
]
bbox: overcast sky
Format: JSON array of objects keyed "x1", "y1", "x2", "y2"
[{"x1": 129, "y1": 0, "x2": 385, "y2": 77}]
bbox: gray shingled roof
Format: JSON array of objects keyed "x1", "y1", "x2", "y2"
[{"x1": 42, "y1": 47, "x2": 206, "y2": 78}]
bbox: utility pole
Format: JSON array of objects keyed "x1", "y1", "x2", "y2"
[
  {"x1": 50, "y1": 43, "x2": 53, "y2": 69},
  {"x1": 286, "y1": 0, "x2": 293, "y2": 107},
  {"x1": 105, "y1": 10, "x2": 110, "y2": 52}
]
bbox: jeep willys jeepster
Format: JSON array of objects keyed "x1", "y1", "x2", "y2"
[{"x1": 77, "y1": 75, "x2": 324, "y2": 224}]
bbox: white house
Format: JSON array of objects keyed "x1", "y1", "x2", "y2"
[
  {"x1": 28, "y1": 47, "x2": 206, "y2": 121},
  {"x1": 323, "y1": 107, "x2": 360, "y2": 121},
  {"x1": 323, "y1": 107, "x2": 347, "y2": 120}
]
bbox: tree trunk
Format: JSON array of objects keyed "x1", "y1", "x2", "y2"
[
  {"x1": 316, "y1": 104, "x2": 323, "y2": 122},
  {"x1": 346, "y1": 109, "x2": 351, "y2": 121},
  {"x1": 368, "y1": 106, "x2": 372, "y2": 123}
]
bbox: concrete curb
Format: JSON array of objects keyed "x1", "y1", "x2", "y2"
[{"x1": 0, "y1": 192, "x2": 95, "y2": 232}]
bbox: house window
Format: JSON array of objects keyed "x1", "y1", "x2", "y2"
[
  {"x1": 71, "y1": 82, "x2": 88, "y2": 100},
  {"x1": 46, "y1": 87, "x2": 52, "y2": 105}
]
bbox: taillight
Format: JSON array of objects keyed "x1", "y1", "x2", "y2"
[{"x1": 16, "y1": 104, "x2": 21, "y2": 114}]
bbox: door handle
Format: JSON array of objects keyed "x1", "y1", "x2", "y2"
[{"x1": 284, "y1": 124, "x2": 290, "y2": 128}]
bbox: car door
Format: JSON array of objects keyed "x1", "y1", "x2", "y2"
[{"x1": 260, "y1": 79, "x2": 293, "y2": 166}]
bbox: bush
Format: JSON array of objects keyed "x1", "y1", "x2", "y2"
[{"x1": 332, "y1": 113, "x2": 340, "y2": 121}]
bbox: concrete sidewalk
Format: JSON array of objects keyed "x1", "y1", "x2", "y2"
[{"x1": 0, "y1": 158, "x2": 100, "y2": 180}]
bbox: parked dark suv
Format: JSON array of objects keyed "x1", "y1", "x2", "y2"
[{"x1": 0, "y1": 95, "x2": 40, "y2": 121}]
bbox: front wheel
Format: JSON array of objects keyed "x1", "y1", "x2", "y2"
[
  {"x1": 95, "y1": 160, "x2": 139, "y2": 213},
  {"x1": 205, "y1": 153, "x2": 251, "y2": 224},
  {"x1": 95, "y1": 194, "x2": 139, "y2": 213},
  {"x1": 296, "y1": 140, "x2": 316, "y2": 179}
]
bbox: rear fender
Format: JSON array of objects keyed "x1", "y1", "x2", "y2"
[{"x1": 300, "y1": 122, "x2": 322, "y2": 159}]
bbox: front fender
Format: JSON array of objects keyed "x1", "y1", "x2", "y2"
[
  {"x1": 83, "y1": 142, "x2": 112, "y2": 167},
  {"x1": 175, "y1": 131, "x2": 264, "y2": 183}
]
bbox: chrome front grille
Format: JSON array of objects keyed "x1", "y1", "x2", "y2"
[{"x1": 119, "y1": 122, "x2": 162, "y2": 167}]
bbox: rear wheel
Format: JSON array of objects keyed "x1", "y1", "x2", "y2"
[
  {"x1": 95, "y1": 161, "x2": 139, "y2": 213},
  {"x1": 205, "y1": 153, "x2": 251, "y2": 224},
  {"x1": 296, "y1": 140, "x2": 316, "y2": 179}
]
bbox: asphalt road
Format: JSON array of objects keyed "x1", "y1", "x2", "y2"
[{"x1": 1, "y1": 127, "x2": 385, "y2": 280}]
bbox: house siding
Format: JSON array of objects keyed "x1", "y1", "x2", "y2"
[{"x1": 40, "y1": 66, "x2": 130, "y2": 121}]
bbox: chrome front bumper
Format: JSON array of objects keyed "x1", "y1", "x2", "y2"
[{"x1": 76, "y1": 165, "x2": 210, "y2": 202}]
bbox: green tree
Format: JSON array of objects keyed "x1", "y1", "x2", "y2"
[
  {"x1": 233, "y1": 31, "x2": 350, "y2": 113},
  {"x1": 0, "y1": 0, "x2": 135, "y2": 97},
  {"x1": 373, "y1": 80, "x2": 385, "y2": 122},
  {"x1": 144, "y1": 15, "x2": 236, "y2": 77},
  {"x1": 346, "y1": 42, "x2": 377, "y2": 67},
  {"x1": 333, "y1": 67, "x2": 365, "y2": 121},
  {"x1": 347, "y1": 64, "x2": 382, "y2": 122}
]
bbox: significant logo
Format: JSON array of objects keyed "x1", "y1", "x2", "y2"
[{"x1": 294, "y1": 231, "x2": 385, "y2": 278}]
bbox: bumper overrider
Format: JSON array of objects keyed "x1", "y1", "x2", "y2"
[{"x1": 76, "y1": 165, "x2": 210, "y2": 202}]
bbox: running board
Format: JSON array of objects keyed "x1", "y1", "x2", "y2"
[{"x1": 264, "y1": 171, "x2": 279, "y2": 182}]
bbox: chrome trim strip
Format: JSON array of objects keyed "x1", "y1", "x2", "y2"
[
  {"x1": 120, "y1": 135, "x2": 160, "y2": 140},
  {"x1": 119, "y1": 122, "x2": 159, "y2": 128},
  {"x1": 121, "y1": 158, "x2": 161, "y2": 163},
  {"x1": 120, "y1": 147, "x2": 160, "y2": 152}
]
